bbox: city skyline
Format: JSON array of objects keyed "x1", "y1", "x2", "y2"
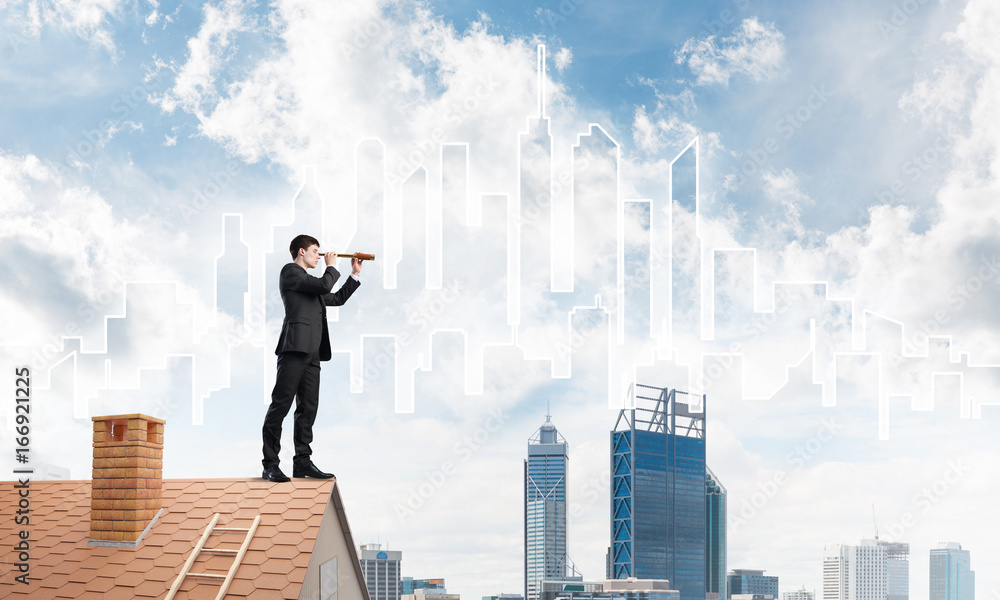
[{"x1": 2, "y1": 1, "x2": 999, "y2": 599}]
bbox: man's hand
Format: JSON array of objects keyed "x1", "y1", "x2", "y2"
[
  {"x1": 324, "y1": 252, "x2": 337, "y2": 267},
  {"x1": 351, "y1": 256, "x2": 363, "y2": 276}
]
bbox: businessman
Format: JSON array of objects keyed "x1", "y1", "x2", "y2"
[{"x1": 262, "y1": 234, "x2": 362, "y2": 482}]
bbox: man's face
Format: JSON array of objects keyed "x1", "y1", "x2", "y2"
[{"x1": 301, "y1": 244, "x2": 321, "y2": 268}]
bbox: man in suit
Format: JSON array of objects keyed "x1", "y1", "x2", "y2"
[{"x1": 262, "y1": 234, "x2": 362, "y2": 482}]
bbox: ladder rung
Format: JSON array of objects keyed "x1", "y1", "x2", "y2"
[{"x1": 164, "y1": 513, "x2": 261, "y2": 600}]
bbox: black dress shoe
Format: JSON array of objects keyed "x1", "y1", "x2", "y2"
[
  {"x1": 262, "y1": 466, "x2": 290, "y2": 483},
  {"x1": 292, "y1": 462, "x2": 334, "y2": 479}
]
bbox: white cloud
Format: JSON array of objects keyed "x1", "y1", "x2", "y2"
[
  {"x1": 553, "y1": 46, "x2": 572, "y2": 72},
  {"x1": 2, "y1": 0, "x2": 125, "y2": 55},
  {"x1": 153, "y1": 0, "x2": 579, "y2": 206},
  {"x1": 898, "y1": 66, "x2": 973, "y2": 125},
  {"x1": 626, "y1": 75, "x2": 720, "y2": 159},
  {"x1": 742, "y1": 0, "x2": 1000, "y2": 365},
  {"x1": 4, "y1": 0, "x2": 1000, "y2": 595},
  {"x1": 631, "y1": 104, "x2": 721, "y2": 156},
  {"x1": 675, "y1": 17, "x2": 787, "y2": 86},
  {"x1": 155, "y1": 0, "x2": 255, "y2": 117},
  {"x1": 757, "y1": 168, "x2": 811, "y2": 242}
]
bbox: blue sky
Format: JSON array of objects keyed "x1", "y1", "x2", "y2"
[{"x1": 2, "y1": 0, "x2": 999, "y2": 598}]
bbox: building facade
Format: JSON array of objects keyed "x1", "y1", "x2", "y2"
[
  {"x1": 727, "y1": 569, "x2": 778, "y2": 599},
  {"x1": 526, "y1": 415, "x2": 570, "y2": 600},
  {"x1": 539, "y1": 579, "x2": 680, "y2": 600},
  {"x1": 610, "y1": 383, "x2": 707, "y2": 600},
  {"x1": 404, "y1": 579, "x2": 447, "y2": 595},
  {"x1": 782, "y1": 587, "x2": 815, "y2": 600},
  {"x1": 360, "y1": 544, "x2": 402, "y2": 600},
  {"x1": 882, "y1": 542, "x2": 909, "y2": 600},
  {"x1": 930, "y1": 543, "x2": 975, "y2": 600},
  {"x1": 706, "y1": 469, "x2": 727, "y2": 599},
  {"x1": 822, "y1": 541, "x2": 886, "y2": 600}
]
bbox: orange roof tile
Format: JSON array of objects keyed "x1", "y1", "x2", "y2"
[{"x1": 0, "y1": 478, "x2": 371, "y2": 600}]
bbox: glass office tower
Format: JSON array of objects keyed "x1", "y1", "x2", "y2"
[
  {"x1": 611, "y1": 383, "x2": 706, "y2": 600},
  {"x1": 930, "y1": 543, "x2": 975, "y2": 600},
  {"x1": 525, "y1": 414, "x2": 569, "y2": 600},
  {"x1": 706, "y1": 469, "x2": 727, "y2": 599},
  {"x1": 882, "y1": 542, "x2": 909, "y2": 600}
]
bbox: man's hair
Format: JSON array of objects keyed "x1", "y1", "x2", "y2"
[{"x1": 289, "y1": 234, "x2": 320, "y2": 259}]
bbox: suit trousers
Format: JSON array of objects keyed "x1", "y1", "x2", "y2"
[{"x1": 262, "y1": 350, "x2": 321, "y2": 468}]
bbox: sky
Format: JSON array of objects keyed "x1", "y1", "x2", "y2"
[{"x1": 1, "y1": 0, "x2": 999, "y2": 599}]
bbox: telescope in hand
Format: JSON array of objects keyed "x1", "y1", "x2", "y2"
[{"x1": 320, "y1": 251, "x2": 376, "y2": 261}]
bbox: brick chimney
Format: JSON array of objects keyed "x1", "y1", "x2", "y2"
[{"x1": 89, "y1": 414, "x2": 165, "y2": 546}]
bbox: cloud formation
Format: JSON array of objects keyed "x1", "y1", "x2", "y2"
[
  {"x1": 2, "y1": 0, "x2": 125, "y2": 55},
  {"x1": 675, "y1": 17, "x2": 787, "y2": 86}
]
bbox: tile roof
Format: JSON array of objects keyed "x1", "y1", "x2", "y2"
[{"x1": 0, "y1": 478, "x2": 368, "y2": 600}]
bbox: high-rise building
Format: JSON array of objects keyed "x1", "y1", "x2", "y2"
[
  {"x1": 403, "y1": 579, "x2": 447, "y2": 595},
  {"x1": 610, "y1": 383, "x2": 706, "y2": 600},
  {"x1": 727, "y1": 569, "x2": 778, "y2": 599},
  {"x1": 706, "y1": 469, "x2": 727, "y2": 599},
  {"x1": 822, "y1": 541, "x2": 886, "y2": 600},
  {"x1": 930, "y1": 542, "x2": 975, "y2": 600},
  {"x1": 360, "y1": 543, "x2": 402, "y2": 600},
  {"x1": 882, "y1": 542, "x2": 909, "y2": 600},
  {"x1": 782, "y1": 587, "x2": 815, "y2": 600},
  {"x1": 525, "y1": 413, "x2": 570, "y2": 600}
]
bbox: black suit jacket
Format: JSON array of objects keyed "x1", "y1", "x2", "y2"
[{"x1": 274, "y1": 263, "x2": 360, "y2": 361}]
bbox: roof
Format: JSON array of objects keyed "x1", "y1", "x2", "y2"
[{"x1": 0, "y1": 478, "x2": 370, "y2": 600}]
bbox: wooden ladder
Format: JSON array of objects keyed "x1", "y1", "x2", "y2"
[{"x1": 164, "y1": 512, "x2": 262, "y2": 600}]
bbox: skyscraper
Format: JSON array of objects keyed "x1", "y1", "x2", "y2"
[
  {"x1": 611, "y1": 383, "x2": 706, "y2": 600},
  {"x1": 822, "y1": 541, "x2": 886, "y2": 600},
  {"x1": 882, "y1": 542, "x2": 909, "y2": 600},
  {"x1": 930, "y1": 543, "x2": 975, "y2": 600},
  {"x1": 706, "y1": 469, "x2": 727, "y2": 599},
  {"x1": 360, "y1": 543, "x2": 402, "y2": 600},
  {"x1": 525, "y1": 413, "x2": 569, "y2": 600}
]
